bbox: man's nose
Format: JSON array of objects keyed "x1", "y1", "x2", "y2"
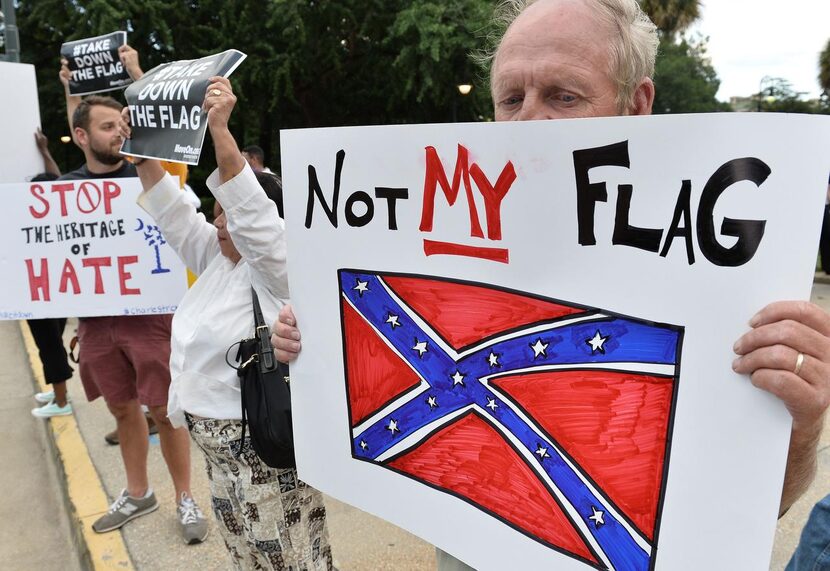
[{"x1": 517, "y1": 94, "x2": 555, "y2": 121}]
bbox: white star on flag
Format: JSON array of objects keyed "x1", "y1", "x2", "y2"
[
  {"x1": 451, "y1": 370, "x2": 465, "y2": 386},
  {"x1": 487, "y1": 352, "x2": 500, "y2": 367},
  {"x1": 530, "y1": 338, "x2": 549, "y2": 358},
  {"x1": 386, "y1": 419, "x2": 400, "y2": 434},
  {"x1": 360, "y1": 440, "x2": 368, "y2": 450},
  {"x1": 353, "y1": 280, "x2": 369, "y2": 296},
  {"x1": 586, "y1": 330, "x2": 609, "y2": 354},
  {"x1": 413, "y1": 340, "x2": 428, "y2": 357},
  {"x1": 486, "y1": 397, "x2": 499, "y2": 411},
  {"x1": 386, "y1": 314, "x2": 401, "y2": 328},
  {"x1": 426, "y1": 395, "x2": 438, "y2": 409},
  {"x1": 535, "y1": 444, "x2": 551, "y2": 459},
  {"x1": 589, "y1": 506, "x2": 605, "y2": 528}
]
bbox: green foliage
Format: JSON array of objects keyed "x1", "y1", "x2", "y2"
[
  {"x1": 639, "y1": 0, "x2": 700, "y2": 38},
  {"x1": 757, "y1": 77, "x2": 827, "y2": 114},
  {"x1": 820, "y1": 38, "x2": 830, "y2": 95},
  {"x1": 652, "y1": 36, "x2": 730, "y2": 114},
  {"x1": 15, "y1": 0, "x2": 495, "y2": 191}
]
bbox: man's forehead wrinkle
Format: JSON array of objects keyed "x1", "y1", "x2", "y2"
[
  {"x1": 493, "y1": 54, "x2": 598, "y2": 92},
  {"x1": 494, "y1": 0, "x2": 613, "y2": 71}
]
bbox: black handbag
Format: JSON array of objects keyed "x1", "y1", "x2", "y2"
[{"x1": 228, "y1": 288, "x2": 296, "y2": 468}]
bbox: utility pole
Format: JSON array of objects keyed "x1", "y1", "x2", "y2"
[{"x1": 1, "y1": 0, "x2": 20, "y2": 62}]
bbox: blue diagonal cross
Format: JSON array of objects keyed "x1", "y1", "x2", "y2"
[{"x1": 341, "y1": 270, "x2": 680, "y2": 571}]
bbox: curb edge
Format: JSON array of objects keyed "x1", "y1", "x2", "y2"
[{"x1": 20, "y1": 321, "x2": 135, "y2": 571}]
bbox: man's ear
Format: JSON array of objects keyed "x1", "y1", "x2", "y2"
[
  {"x1": 629, "y1": 77, "x2": 655, "y2": 116},
  {"x1": 73, "y1": 126, "x2": 88, "y2": 148}
]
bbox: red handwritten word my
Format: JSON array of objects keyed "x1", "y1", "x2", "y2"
[{"x1": 419, "y1": 144, "x2": 516, "y2": 263}]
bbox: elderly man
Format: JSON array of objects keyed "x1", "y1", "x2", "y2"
[{"x1": 274, "y1": 0, "x2": 830, "y2": 568}]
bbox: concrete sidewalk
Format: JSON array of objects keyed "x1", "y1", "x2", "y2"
[
  {"x1": 0, "y1": 321, "x2": 81, "y2": 571},
  {"x1": 16, "y1": 317, "x2": 434, "y2": 570},
  {"x1": 7, "y1": 285, "x2": 830, "y2": 570}
]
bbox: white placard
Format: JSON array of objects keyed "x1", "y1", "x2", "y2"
[
  {"x1": 280, "y1": 113, "x2": 830, "y2": 571},
  {"x1": 0, "y1": 61, "x2": 43, "y2": 183},
  {"x1": 0, "y1": 177, "x2": 188, "y2": 319}
]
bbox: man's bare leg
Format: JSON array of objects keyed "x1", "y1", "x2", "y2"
[
  {"x1": 147, "y1": 405, "x2": 191, "y2": 500},
  {"x1": 106, "y1": 399, "x2": 150, "y2": 497}
]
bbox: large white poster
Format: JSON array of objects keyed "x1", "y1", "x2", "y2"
[
  {"x1": 0, "y1": 61, "x2": 43, "y2": 183},
  {"x1": 280, "y1": 113, "x2": 830, "y2": 570},
  {"x1": 0, "y1": 177, "x2": 188, "y2": 319}
]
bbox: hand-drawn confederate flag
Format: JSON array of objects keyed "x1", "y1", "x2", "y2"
[{"x1": 338, "y1": 269, "x2": 683, "y2": 571}]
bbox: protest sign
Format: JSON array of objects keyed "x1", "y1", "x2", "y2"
[
  {"x1": 60, "y1": 31, "x2": 131, "y2": 96},
  {"x1": 120, "y1": 50, "x2": 246, "y2": 166},
  {"x1": 280, "y1": 113, "x2": 830, "y2": 570},
  {"x1": 0, "y1": 62, "x2": 43, "y2": 183},
  {"x1": 0, "y1": 177, "x2": 188, "y2": 320}
]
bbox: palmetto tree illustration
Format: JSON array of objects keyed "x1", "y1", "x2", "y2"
[{"x1": 135, "y1": 218, "x2": 170, "y2": 274}]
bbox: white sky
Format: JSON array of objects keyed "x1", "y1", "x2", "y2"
[{"x1": 692, "y1": 0, "x2": 830, "y2": 101}]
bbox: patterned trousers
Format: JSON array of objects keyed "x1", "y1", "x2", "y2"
[{"x1": 186, "y1": 415, "x2": 334, "y2": 571}]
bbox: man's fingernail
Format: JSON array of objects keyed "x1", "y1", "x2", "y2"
[
  {"x1": 733, "y1": 340, "x2": 742, "y2": 353},
  {"x1": 291, "y1": 332, "x2": 300, "y2": 340},
  {"x1": 732, "y1": 357, "x2": 740, "y2": 371},
  {"x1": 750, "y1": 313, "x2": 761, "y2": 327}
]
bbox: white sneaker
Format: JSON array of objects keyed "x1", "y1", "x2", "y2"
[
  {"x1": 34, "y1": 390, "x2": 55, "y2": 403},
  {"x1": 32, "y1": 401, "x2": 73, "y2": 418}
]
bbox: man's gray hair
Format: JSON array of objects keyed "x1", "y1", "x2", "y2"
[{"x1": 480, "y1": 0, "x2": 659, "y2": 112}]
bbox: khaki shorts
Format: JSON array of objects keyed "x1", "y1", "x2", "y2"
[{"x1": 77, "y1": 315, "x2": 172, "y2": 407}]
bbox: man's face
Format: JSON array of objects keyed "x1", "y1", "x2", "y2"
[
  {"x1": 77, "y1": 105, "x2": 124, "y2": 165},
  {"x1": 491, "y1": 0, "x2": 629, "y2": 121},
  {"x1": 242, "y1": 151, "x2": 263, "y2": 172}
]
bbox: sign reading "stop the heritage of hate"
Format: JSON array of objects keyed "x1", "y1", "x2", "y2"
[
  {"x1": 0, "y1": 177, "x2": 187, "y2": 319},
  {"x1": 60, "y1": 31, "x2": 132, "y2": 96},
  {"x1": 120, "y1": 50, "x2": 246, "y2": 166}
]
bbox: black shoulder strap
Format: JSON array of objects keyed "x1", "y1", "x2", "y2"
[{"x1": 251, "y1": 287, "x2": 275, "y2": 371}]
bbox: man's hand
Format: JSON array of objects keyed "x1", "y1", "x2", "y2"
[
  {"x1": 34, "y1": 128, "x2": 50, "y2": 151},
  {"x1": 203, "y1": 76, "x2": 237, "y2": 134},
  {"x1": 271, "y1": 305, "x2": 302, "y2": 363},
  {"x1": 733, "y1": 301, "x2": 830, "y2": 428},
  {"x1": 118, "y1": 44, "x2": 144, "y2": 80},
  {"x1": 118, "y1": 107, "x2": 132, "y2": 142},
  {"x1": 59, "y1": 58, "x2": 71, "y2": 91},
  {"x1": 733, "y1": 300, "x2": 830, "y2": 512}
]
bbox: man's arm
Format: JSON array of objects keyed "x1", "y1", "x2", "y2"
[
  {"x1": 59, "y1": 59, "x2": 81, "y2": 145},
  {"x1": 733, "y1": 300, "x2": 830, "y2": 514},
  {"x1": 118, "y1": 44, "x2": 144, "y2": 81},
  {"x1": 34, "y1": 129, "x2": 60, "y2": 176}
]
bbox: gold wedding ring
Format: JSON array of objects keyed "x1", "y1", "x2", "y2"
[
  {"x1": 211, "y1": 89, "x2": 222, "y2": 96},
  {"x1": 794, "y1": 352, "x2": 805, "y2": 376}
]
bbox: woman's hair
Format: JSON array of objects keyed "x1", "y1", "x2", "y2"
[
  {"x1": 255, "y1": 171, "x2": 284, "y2": 219},
  {"x1": 477, "y1": 0, "x2": 658, "y2": 112}
]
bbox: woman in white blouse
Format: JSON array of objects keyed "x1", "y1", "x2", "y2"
[{"x1": 121, "y1": 77, "x2": 333, "y2": 570}]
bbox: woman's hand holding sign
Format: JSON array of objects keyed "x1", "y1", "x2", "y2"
[
  {"x1": 118, "y1": 107, "x2": 164, "y2": 187},
  {"x1": 732, "y1": 300, "x2": 830, "y2": 513},
  {"x1": 203, "y1": 76, "x2": 237, "y2": 133},
  {"x1": 204, "y1": 77, "x2": 245, "y2": 183}
]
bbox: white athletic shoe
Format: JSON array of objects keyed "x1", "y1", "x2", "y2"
[{"x1": 34, "y1": 390, "x2": 55, "y2": 404}]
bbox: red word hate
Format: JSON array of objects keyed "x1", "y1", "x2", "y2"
[{"x1": 25, "y1": 256, "x2": 141, "y2": 301}]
